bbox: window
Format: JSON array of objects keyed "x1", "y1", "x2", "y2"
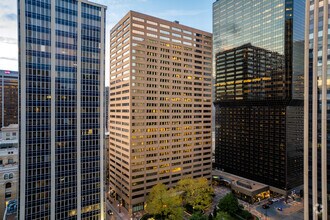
[
  {"x1": 147, "y1": 20, "x2": 157, "y2": 26},
  {"x1": 160, "y1": 30, "x2": 169, "y2": 35},
  {"x1": 160, "y1": 24, "x2": 169, "y2": 29},
  {"x1": 132, "y1": 23, "x2": 144, "y2": 29},
  {"x1": 146, "y1": 26, "x2": 157, "y2": 32},
  {"x1": 5, "y1": 192, "x2": 11, "y2": 199},
  {"x1": 172, "y1": 27, "x2": 181, "y2": 32},
  {"x1": 132, "y1": 30, "x2": 144, "y2": 35},
  {"x1": 5, "y1": 182, "x2": 11, "y2": 189},
  {"x1": 147, "y1": 33, "x2": 157, "y2": 38},
  {"x1": 183, "y1": 30, "x2": 192, "y2": 35},
  {"x1": 132, "y1": 17, "x2": 144, "y2": 22}
]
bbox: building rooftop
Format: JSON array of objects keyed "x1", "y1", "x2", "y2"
[
  {"x1": 111, "y1": 10, "x2": 212, "y2": 35},
  {"x1": 212, "y1": 169, "x2": 269, "y2": 196}
]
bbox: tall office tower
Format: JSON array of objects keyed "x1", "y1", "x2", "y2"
[
  {"x1": 213, "y1": 0, "x2": 305, "y2": 196},
  {"x1": 18, "y1": 0, "x2": 106, "y2": 219},
  {"x1": 305, "y1": 1, "x2": 329, "y2": 219},
  {"x1": 0, "y1": 70, "x2": 18, "y2": 129},
  {"x1": 109, "y1": 11, "x2": 213, "y2": 214}
]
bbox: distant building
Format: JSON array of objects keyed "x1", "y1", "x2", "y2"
[
  {"x1": 0, "y1": 70, "x2": 18, "y2": 129},
  {"x1": 213, "y1": 0, "x2": 305, "y2": 198},
  {"x1": 109, "y1": 11, "x2": 213, "y2": 215},
  {"x1": 0, "y1": 124, "x2": 18, "y2": 219},
  {"x1": 18, "y1": 0, "x2": 107, "y2": 219}
]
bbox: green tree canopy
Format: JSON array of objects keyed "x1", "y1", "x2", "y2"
[
  {"x1": 189, "y1": 212, "x2": 208, "y2": 220},
  {"x1": 217, "y1": 193, "x2": 239, "y2": 216},
  {"x1": 214, "y1": 211, "x2": 232, "y2": 220},
  {"x1": 145, "y1": 183, "x2": 183, "y2": 220},
  {"x1": 177, "y1": 178, "x2": 214, "y2": 211}
]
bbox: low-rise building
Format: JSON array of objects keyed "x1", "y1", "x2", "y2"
[{"x1": 0, "y1": 124, "x2": 18, "y2": 219}]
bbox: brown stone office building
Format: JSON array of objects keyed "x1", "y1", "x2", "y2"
[{"x1": 109, "y1": 11, "x2": 213, "y2": 214}]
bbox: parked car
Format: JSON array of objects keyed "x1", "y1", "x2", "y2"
[
  {"x1": 277, "y1": 207, "x2": 283, "y2": 211},
  {"x1": 262, "y1": 204, "x2": 270, "y2": 209},
  {"x1": 267, "y1": 200, "x2": 273, "y2": 205}
]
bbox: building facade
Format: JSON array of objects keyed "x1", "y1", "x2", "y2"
[
  {"x1": 104, "y1": 86, "x2": 109, "y2": 132},
  {"x1": 213, "y1": 0, "x2": 305, "y2": 195},
  {"x1": 109, "y1": 11, "x2": 213, "y2": 214},
  {"x1": 18, "y1": 0, "x2": 106, "y2": 219},
  {"x1": 0, "y1": 70, "x2": 18, "y2": 129},
  {"x1": 0, "y1": 124, "x2": 18, "y2": 219},
  {"x1": 305, "y1": 0, "x2": 329, "y2": 219}
]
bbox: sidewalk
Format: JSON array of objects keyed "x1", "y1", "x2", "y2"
[{"x1": 106, "y1": 198, "x2": 130, "y2": 220}]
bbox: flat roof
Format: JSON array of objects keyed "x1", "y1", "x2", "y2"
[
  {"x1": 212, "y1": 169, "x2": 269, "y2": 196},
  {"x1": 81, "y1": 0, "x2": 107, "y2": 9},
  {"x1": 111, "y1": 10, "x2": 212, "y2": 35}
]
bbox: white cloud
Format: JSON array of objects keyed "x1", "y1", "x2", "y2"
[{"x1": 0, "y1": 1, "x2": 18, "y2": 71}]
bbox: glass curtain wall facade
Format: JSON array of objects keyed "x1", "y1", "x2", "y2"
[
  {"x1": 18, "y1": 0, "x2": 106, "y2": 219},
  {"x1": 305, "y1": 0, "x2": 329, "y2": 219},
  {"x1": 213, "y1": 0, "x2": 305, "y2": 193},
  {"x1": 0, "y1": 70, "x2": 18, "y2": 128}
]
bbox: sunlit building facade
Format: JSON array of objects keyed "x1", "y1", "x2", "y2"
[
  {"x1": 213, "y1": 0, "x2": 305, "y2": 195},
  {"x1": 109, "y1": 11, "x2": 213, "y2": 214},
  {"x1": 305, "y1": 0, "x2": 329, "y2": 219},
  {"x1": 18, "y1": 0, "x2": 106, "y2": 219}
]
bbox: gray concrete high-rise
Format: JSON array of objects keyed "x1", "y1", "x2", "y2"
[{"x1": 18, "y1": 0, "x2": 106, "y2": 219}]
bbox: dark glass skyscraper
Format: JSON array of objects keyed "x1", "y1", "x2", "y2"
[
  {"x1": 0, "y1": 70, "x2": 18, "y2": 128},
  {"x1": 213, "y1": 0, "x2": 305, "y2": 194},
  {"x1": 18, "y1": 0, "x2": 106, "y2": 219}
]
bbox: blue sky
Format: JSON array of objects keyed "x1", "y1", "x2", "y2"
[{"x1": 0, "y1": 0, "x2": 214, "y2": 84}]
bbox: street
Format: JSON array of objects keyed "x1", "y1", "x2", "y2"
[{"x1": 208, "y1": 186, "x2": 304, "y2": 220}]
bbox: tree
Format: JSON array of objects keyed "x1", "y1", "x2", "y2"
[
  {"x1": 217, "y1": 193, "x2": 239, "y2": 216},
  {"x1": 177, "y1": 178, "x2": 214, "y2": 211},
  {"x1": 189, "y1": 212, "x2": 208, "y2": 220},
  {"x1": 214, "y1": 212, "x2": 232, "y2": 220},
  {"x1": 238, "y1": 209, "x2": 253, "y2": 220},
  {"x1": 145, "y1": 183, "x2": 183, "y2": 220}
]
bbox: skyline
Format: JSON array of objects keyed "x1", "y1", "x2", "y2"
[
  {"x1": 0, "y1": 0, "x2": 322, "y2": 219},
  {"x1": 0, "y1": 0, "x2": 213, "y2": 85}
]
